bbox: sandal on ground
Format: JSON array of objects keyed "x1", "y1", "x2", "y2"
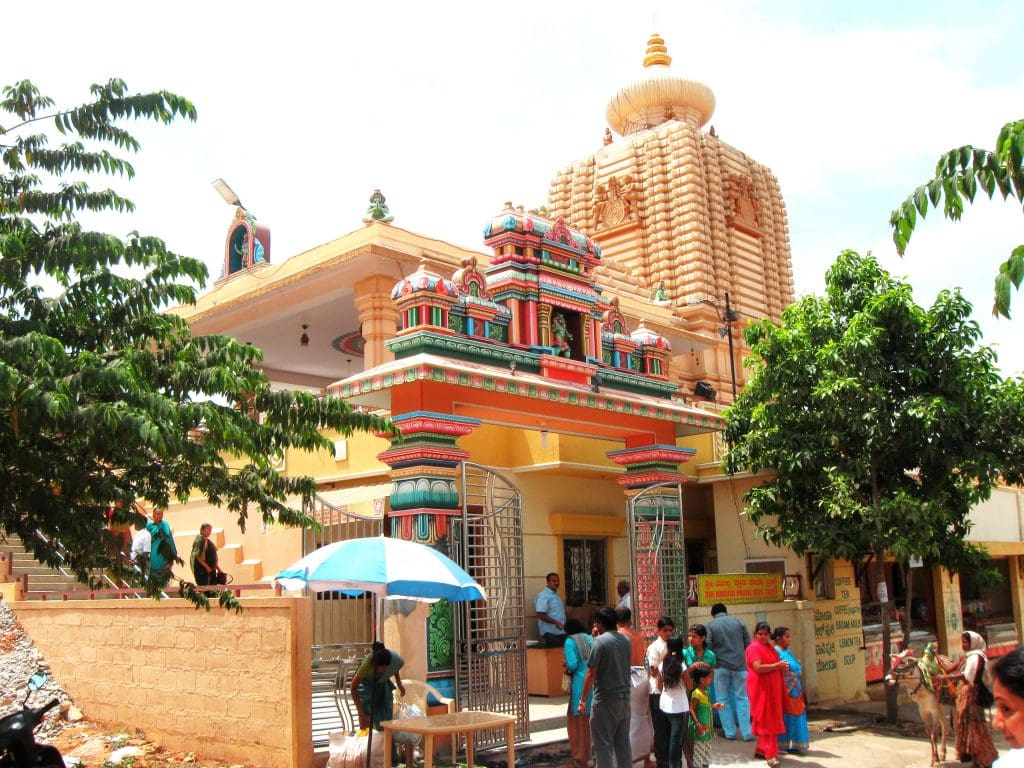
[{"x1": 767, "y1": 759, "x2": 781, "y2": 767}]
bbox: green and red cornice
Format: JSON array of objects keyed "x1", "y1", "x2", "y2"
[
  {"x1": 607, "y1": 444, "x2": 697, "y2": 488},
  {"x1": 334, "y1": 355, "x2": 723, "y2": 433},
  {"x1": 377, "y1": 411, "x2": 479, "y2": 468}
]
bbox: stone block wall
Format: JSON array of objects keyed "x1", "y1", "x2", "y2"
[{"x1": 13, "y1": 597, "x2": 312, "y2": 768}]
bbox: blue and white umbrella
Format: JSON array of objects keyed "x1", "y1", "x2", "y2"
[{"x1": 275, "y1": 535, "x2": 486, "y2": 602}]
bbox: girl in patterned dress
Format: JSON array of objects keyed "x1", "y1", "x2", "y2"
[{"x1": 688, "y1": 664, "x2": 724, "y2": 768}]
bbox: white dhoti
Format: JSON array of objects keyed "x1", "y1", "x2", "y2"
[{"x1": 629, "y1": 666, "x2": 653, "y2": 765}]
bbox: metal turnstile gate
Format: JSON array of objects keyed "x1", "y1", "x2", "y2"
[
  {"x1": 452, "y1": 462, "x2": 528, "y2": 746},
  {"x1": 628, "y1": 482, "x2": 688, "y2": 641}
]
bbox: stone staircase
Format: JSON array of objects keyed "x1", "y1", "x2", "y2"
[
  {"x1": 1, "y1": 525, "x2": 264, "y2": 599},
  {"x1": 0, "y1": 533, "x2": 103, "y2": 595}
]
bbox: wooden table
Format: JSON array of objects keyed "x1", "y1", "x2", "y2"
[{"x1": 381, "y1": 710, "x2": 515, "y2": 768}]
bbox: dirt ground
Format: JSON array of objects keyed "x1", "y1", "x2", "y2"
[
  {"x1": 43, "y1": 708, "x2": 1013, "y2": 768},
  {"x1": 49, "y1": 720, "x2": 256, "y2": 768}
]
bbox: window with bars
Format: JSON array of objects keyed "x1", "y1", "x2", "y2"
[{"x1": 562, "y1": 538, "x2": 608, "y2": 606}]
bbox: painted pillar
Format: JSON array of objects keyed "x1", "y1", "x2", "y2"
[
  {"x1": 354, "y1": 275, "x2": 399, "y2": 369},
  {"x1": 607, "y1": 444, "x2": 696, "y2": 638},
  {"x1": 931, "y1": 567, "x2": 963, "y2": 655},
  {"x1": 377, "y1": 411, "x2": 480, "y2": 693},
  {"x1": 378, "y1": 411, "x2": 479, "y2": 544},
  {"x1": 506, "y1": 298, "x2": 521, "y2": 344}
]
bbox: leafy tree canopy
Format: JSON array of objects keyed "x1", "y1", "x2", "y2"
[
  {"x1": 0, "y1": 79, "x2": 394, "y2": 608},
  {"x1": 723, "y1": 250, "x2": 1020, "y2": 572},
  {"x1": 891, "y1": 118, "x2": 1024, "y2": 318}
]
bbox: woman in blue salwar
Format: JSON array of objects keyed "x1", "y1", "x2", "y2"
[
  {"x1": 772, "y1": 627, "x2": 809, "y2": 754},
  {"x1": 564, "y1": 618, "x2": 595, "y2": 768}
]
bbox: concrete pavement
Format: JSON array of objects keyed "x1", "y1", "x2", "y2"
[{"x1": 516, "y1": 696, "x2": 1011, "y2": 768}]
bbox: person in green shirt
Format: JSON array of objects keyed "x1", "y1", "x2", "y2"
[
  {"x1": 683, "y1": 624, "x2": 718, "y2": 731},
  {"x1": 350, "y1": 641, "x2": 405, "y2": 730},
  {"x1": 146, "y1": 509, "x2": 176, "y2": 579},
  {"x1": 688, "y1": 665, "x2": 724, "y2": 768},
  {"x1": 190, "y1": 523, "x2": 220, "y2": 587}
]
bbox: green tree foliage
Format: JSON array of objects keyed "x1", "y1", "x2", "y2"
[
  {"x1": 723, "y1": 251, "x2": 1021, "y2": 718},
  {"x1": 891, "y1": 118, "x2": 1024, "y2": 318},
  {"x1": 0, "y1": 79, "x2": 395, "y2": 608}
]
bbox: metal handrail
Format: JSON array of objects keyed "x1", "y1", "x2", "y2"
[{"x1": 24, "y1": 581, "x2": 281, "y2": 601}]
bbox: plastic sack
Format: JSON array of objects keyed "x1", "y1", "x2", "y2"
[
  {"x1": 326, "y1": 729, "x2": 384, "y2": 768},
  {"x1": 393, "y1": 702, "x2": 424, "y2": 747}
]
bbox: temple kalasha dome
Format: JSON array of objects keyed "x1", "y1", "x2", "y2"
[{"x1": 153, "y1": 30, "x2": 1024, "y2": 736}]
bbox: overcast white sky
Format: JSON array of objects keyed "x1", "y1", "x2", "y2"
[{"x1": 5, "y1": 1, "x2": 1023, "y2": 374}]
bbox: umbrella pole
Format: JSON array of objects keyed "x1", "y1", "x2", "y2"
[
  {"x1": 366, "y1": 677, "x2": 375, "y2": 768},
  {"x1": 366, "y1": 595, "x2": 380, "y2": 768}
]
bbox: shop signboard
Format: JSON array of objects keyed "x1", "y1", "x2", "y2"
[{"x1": 695, "y1": 573, "x2": 784, "y2": 605}]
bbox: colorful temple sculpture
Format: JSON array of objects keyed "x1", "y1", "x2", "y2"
[{"x1": 222, "y1": 207, "x2": 271, "y2": 278}]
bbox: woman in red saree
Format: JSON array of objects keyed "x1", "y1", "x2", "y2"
[{"x1": 746, "y1": 621, "x2": 788, "y2": 766}]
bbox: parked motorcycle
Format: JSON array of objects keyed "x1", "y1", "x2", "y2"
[{"x1": 0, "y1": 696, "x2": 63, "y2": 767}]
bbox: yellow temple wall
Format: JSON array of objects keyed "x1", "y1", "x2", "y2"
[{"x1": 711, "y1": 477, "x2": 803, "y2": 576}]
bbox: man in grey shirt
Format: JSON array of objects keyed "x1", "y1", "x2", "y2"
[
  {"x1": 705, "y1": 602, "x2": 752, "y2": 741},
  {"x1": 579, "y1": 606, "x2": 632, "y2": 768}
]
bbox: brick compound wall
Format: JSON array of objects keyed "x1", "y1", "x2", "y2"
[{"x1": 13, "y1": 597, "x2": 312, "y2": 768}]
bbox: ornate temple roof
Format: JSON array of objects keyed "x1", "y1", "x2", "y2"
[
  {"x1": 630, "y1": 321, "x2": 670, "y2": 351},
  {"x1": 606, "y1": 33, "x2": 716, "y2": 135},
  {"x1": 391, "y1": 258, "x2": 456, "y2": 300}
]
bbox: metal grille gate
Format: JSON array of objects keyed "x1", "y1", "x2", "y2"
[
  {"x1": 452, "y1": 462, "x2": 529, "y2": 746},
  {"x1": 305, "y1": 494, "x2": 382, "y2": 746},
  {"x1": 628, "y1": 483, "x2": 689, "y2": 641}
]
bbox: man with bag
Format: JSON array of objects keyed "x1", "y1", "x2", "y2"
[{"x1": 191, "y1": 523, "x2": 222, "y2": 587}]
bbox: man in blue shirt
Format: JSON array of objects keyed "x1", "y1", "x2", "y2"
[
  {"x1": 706, "y1": 603, "x2": 752, "y2": 741},
  {"x1": 535, "y1": 572, "x2": 567, "y2": 646}
]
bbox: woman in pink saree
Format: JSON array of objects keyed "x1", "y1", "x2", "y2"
[{"x1": 746, "y1": 621, "x2": 788, "y2": 766}]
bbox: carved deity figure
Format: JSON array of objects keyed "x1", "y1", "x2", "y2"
[
  {"x1": 619, "y1": 175, "x2": 638, "y2": 219},
  {"x1": 363, "y1": 189, "x2": 395, "y2": 223},
  {"x1": 650, "y1": 280, "x2": 672, "y2": 307},
  {"x1": 593, "y1": 184, "x2": 609, "y2": 228},
  {"x1": 551, "y1": 312, "x2": 573, "y2": 357}
]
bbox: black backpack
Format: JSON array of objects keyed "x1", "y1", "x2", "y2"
[{"x1": 976, "y1": 657, "x2": 995, "y2": 709}]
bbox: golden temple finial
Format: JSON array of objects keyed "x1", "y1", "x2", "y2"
[{"x1": 643, "y1": 33, "x2": 672, "y2": 68}]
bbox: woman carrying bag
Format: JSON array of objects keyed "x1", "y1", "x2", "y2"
[
  {"x1": 564, "y1": 619, "x2": 594, "y2": 768},
  {"x1": 772, "y1": 627, "x2": 809, "y2": 755}
]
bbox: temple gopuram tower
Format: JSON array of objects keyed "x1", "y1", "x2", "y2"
[{"x1": 547, "y1": 33, "x2": 795, "y2": 398}]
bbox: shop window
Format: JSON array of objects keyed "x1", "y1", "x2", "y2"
[
  {"x1": 745, "y1": 559, "x2": 786, "y2": 576},
  {"x1": 563, "y1": 538, "x2": 607, "y2": 606},
  {"x1": 807, "y1": 554, "x2": 835, "y2": 600}
]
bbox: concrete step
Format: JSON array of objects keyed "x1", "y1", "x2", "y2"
[
  {"x1": 173, "y1": 528, "x2": 226, "y2": 549},
  {"x1": 219, "y1": 543, "x2": 244, "y2": 564},
  {"x1": 236, "y1": 558, "x2": 263, "y2": 581}
]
